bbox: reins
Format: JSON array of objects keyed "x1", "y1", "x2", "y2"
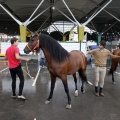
[{"x1": 26, "y1": 39, "x2": 40, "y2": 53}]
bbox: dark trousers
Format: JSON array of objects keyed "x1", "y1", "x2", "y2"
[
  {"x1": 9, "y1": 65, "x2": 24, "y2": 96},
  {"x1": 40, "y1": 58, "x2": 46, "y2": 67}
]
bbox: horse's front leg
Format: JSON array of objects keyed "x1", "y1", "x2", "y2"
[
  {"x1": 73, "y1": 73, "x2": 78, "y2": 97},
  {"x1": 45, "y1": 73, "x2": 56, "y2": 104},
  {"x1": 61, "y1": 75, "x2": 71, "y2": 109}
]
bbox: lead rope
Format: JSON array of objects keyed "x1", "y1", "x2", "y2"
[
  {"x1": 25, "y1": 61, "x2": 34, "y2": 80},
  {"x1": 25, "y1": 39, "x2": 41, "y2": 86},
  {"x1": 23, "y1": 53, "x2": 35, "y2": 80},
  {"x1": 25, "y1": 51, "x2": 41, "y2": 86},
  {"x1": 32, "y1": 51, "x2": 41, "y2": 86}
]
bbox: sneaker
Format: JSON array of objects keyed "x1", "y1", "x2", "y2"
[
  {"x1": 43, "y1": 65, "x2": 47, "y2": 68},
  {"x1": 95, "y1": 93, "x2": 99, "y2": 97},
  {"x1": 12, "y1": 95, "x2": 17, "y2": 99},
  {"x1": 99, "y1": 93, "x2": 105, "y2": 97},
  {"x1": 18, "y1": 95, "x2": 27, "y2": 100},
  {"x1": 39, "y1": 66, "x2": 42, "y2": 68}
]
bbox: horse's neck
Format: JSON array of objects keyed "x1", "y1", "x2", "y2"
[{"x1": 41, "y1": 48, "x2": 52, "y2": 64}]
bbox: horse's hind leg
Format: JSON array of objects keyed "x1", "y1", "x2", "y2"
[
  {"x1": 72, "y1": 73, "x2": 78, "y2": 97},
  {"x1": 45, "y1": 73, "x2": 56, "y2": 104},
  {"x1": 60, "y1": 75, "x2": 71, "y2": 109},
  {"x1": 111, "y1": 61, "x2": 118, "y2": 84},
  {"x1": 78, "y1": 69, "x2": 87, "y2": 93}
]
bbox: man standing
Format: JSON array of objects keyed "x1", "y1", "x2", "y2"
[
  {"x1": 5, "y1": 37, "x2": 31, "y2": 100},
  {"x1": 40, "y1": 50, "x2": 46, "y2": 68},
  {"x1": 86, "y1": 40, "x2": 120, "y2": 97}
]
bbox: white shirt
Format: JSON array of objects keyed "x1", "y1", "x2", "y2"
[{"x1": 40, "y1": 50, "x2": 45, "y2": 58}]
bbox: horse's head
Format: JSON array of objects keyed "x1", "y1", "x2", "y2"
[{"x1": 24, "y1": 34, "x2": 40, "y2": 54}]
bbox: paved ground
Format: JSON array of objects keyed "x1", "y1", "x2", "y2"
[{"x1": 0, "y1": 60, "x2": 120, "y2": 120}]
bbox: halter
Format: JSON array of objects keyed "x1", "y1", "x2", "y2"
[{"x1": 26, "y1": 39, "x2": 39, "y2": 53}]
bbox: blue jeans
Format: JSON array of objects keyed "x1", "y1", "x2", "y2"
[{"x1": 40, "y1": 58, "x2": 46, "y2": 67}]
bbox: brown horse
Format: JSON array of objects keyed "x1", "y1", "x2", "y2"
[
  {"x1": 24, "y1": 33, "x2": 88, "y2": 109},
  {"x1": 109, "y1": 49, "x2": 120, "y2": 83}
]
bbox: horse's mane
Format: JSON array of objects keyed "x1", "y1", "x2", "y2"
[{"x1": 39, "y1": 34, "x2": 69, "y2": 62}]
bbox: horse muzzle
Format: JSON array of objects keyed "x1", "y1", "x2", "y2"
[{"x1": 24, "y1": 49, "x2": 31, "y2": 54}]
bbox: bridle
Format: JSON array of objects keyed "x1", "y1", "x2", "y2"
[{"x1": 26, "y1": 39, "x2": 40, "y2": 53}]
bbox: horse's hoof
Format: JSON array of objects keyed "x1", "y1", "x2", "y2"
[
  {"x1": 81, "y1": 90, "x2": 85, "y2": 94},
  {"x1": 74, "y1": 90, "x2": 78, "y2": 97},
  {"x1": 45, "y1": 100, "x2": 50, "y2": 104},
  {"x1": 66, "y1": 104, "x2": 71, "y2": 109},
  {"x1": 81, "y1": 87, "x2": 85, "y2": 94},
  {"x1": 112, "y1": 82, "x2": 116, "y2": 85}
]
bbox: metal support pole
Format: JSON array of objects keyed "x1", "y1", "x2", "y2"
[
  {"x1": 51, "y1": 25, "x2": 58, "y2": 31},
  {"x1": 62, "y1": 0, "x2": 81, "y2": 26},
  {"x1": 80, "y1": 41, "x2": 81, "y2": 51},
  {"x1": 27, "y1": 6, "x2": 51, "y2": 25},
  {"x1": 90, "y1": 21, "x2": 97, "y2": 32},
  {"x1": 83, "y1": 0, "x2": 112, "y2": 26},
  {"x1": 104, "y1": 9, "x2": 120, "y2": 22},
  {"x1": 56, "y1": 8, "x2": 77, "y2": 26},
  {"x1": 102, "y1": 21, "x2": 118, "y2": 34},
  {"x1": 37, "y1": 15, "x2": 51, "y2": 32},
  {"x1": 52, "y1": 24, "x2": 60, "y2": 31},
  {"x1": 24, "y1": 0, "x2": 44, "y2": 25},
  {"x1": 0, "y1": 4, "x2": 22, "y2": 25}
]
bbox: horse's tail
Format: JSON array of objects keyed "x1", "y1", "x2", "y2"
[
  {"x1": 78, "y1": 69, "x2": 93, "y2": 85},
  {"x1": 84, "y1": 76, "x2": 93, "y2": 85},
  {"x1": 82, "y1": 75, "x2": 93, "y2": 85}
]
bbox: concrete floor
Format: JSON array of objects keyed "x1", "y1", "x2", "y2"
[{"x1": 0, "y1": 61, "x2": 120, "y2": 120}]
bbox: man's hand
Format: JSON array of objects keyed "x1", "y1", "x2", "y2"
[
  {"x1": 86, "y1": 52, "x2": 89, "y2": 55},
  {"x1": 84, "y1": 52, "x2": 88, "y2": 56},
  {"x1": 26, "y1": 58, "x2": 31, "y2": 62}
]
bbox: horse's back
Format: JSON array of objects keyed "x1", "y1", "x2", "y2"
[
  {"x1": 69, "y1": 50, "x2": 87, "y2": 69},
  {"x1": 112, "y1": 49, "x2": 120, "y2": 63},
  {"x1": 113, "y1": 49, "x2": 120, "y2": 56}
]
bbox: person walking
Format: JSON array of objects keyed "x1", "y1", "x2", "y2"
[
  {"x1": 86, "y1": 40, "x2": 120, "y2": 97},
  {"x1": 39, "y1": 50, "x2": 46, "y2": 68},
  {"x1": 5, "y1": 37, "x2": 31, "y2": 100}
]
